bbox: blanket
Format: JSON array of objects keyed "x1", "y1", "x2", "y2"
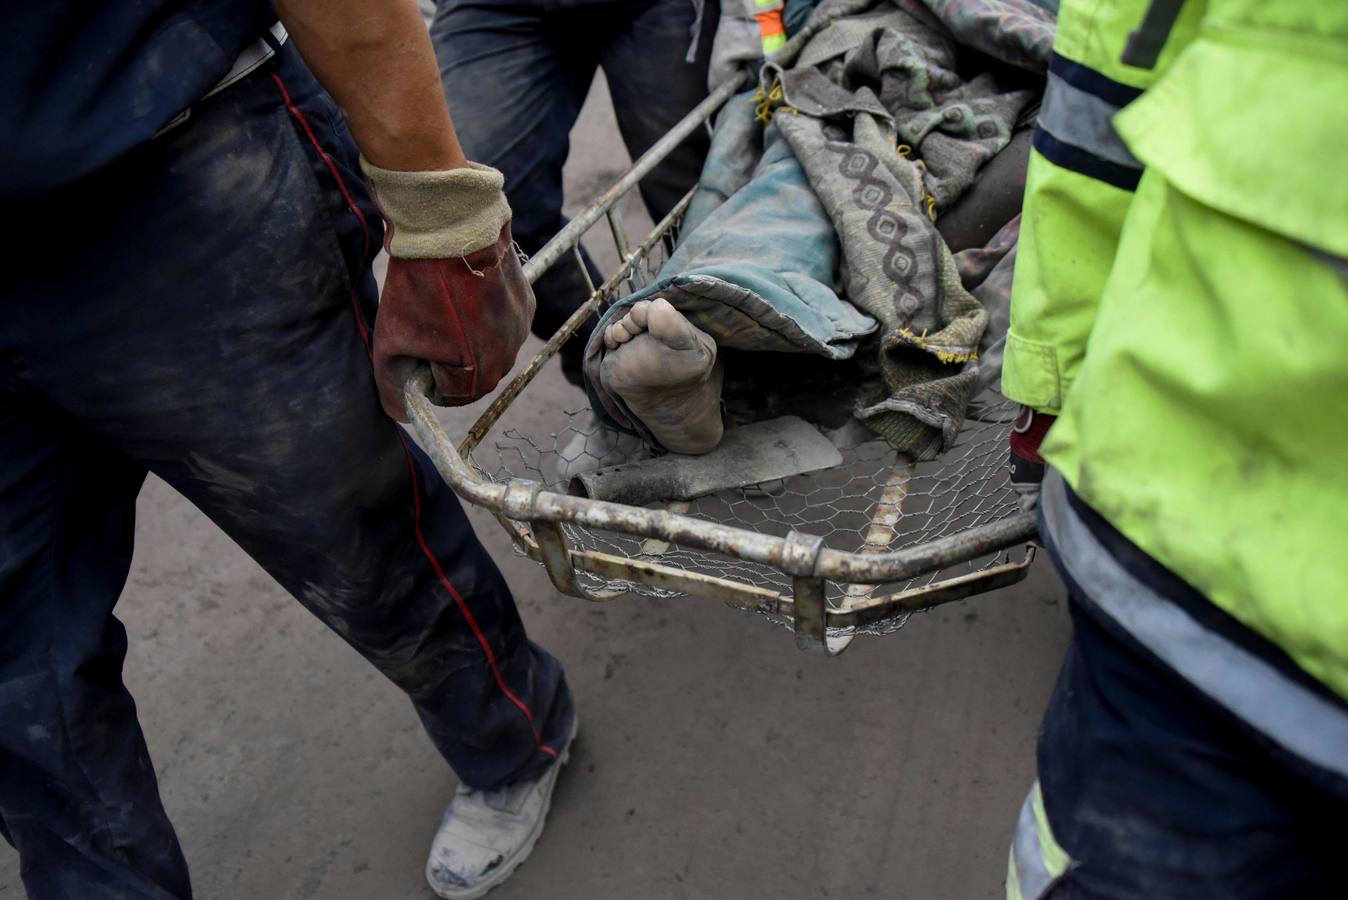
[{"x1": 584, "y1": 0, "x2": 1054, "y2": 457}]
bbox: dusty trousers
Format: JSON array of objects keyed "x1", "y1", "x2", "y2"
[
  {"x1": 0, "y1": 44, "x2": 573, "y2": 900},
  {"x1": 1009, "y1": 481, "x2": 1348, "y2": 900},
  {"x1": 430, "y1": 0, "x2": 718, "y2": 385}
]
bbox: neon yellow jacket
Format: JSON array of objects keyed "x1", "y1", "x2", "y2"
[{"x1": 1007, "y1": 0, "x2": 1348, "y2": 700}]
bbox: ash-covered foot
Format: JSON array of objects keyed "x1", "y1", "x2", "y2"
[{"x1": 599, "y1": 298, "x2": 724, "y2": 455}]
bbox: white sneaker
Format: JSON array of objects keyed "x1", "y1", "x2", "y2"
[{"x1": 425, "y1": 718, "x2": 578, "y2": 899}]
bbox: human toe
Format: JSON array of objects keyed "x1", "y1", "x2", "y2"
[
  {"x1": 626, "y1": 300, "x2": 652, "y2": 330},
  {"x1": 646, "y1": 298, "x2": 700, "y2": 351}
]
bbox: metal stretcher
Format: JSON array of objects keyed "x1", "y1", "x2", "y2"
[{"x1": 402, "y1": 79, "x2": 1039, "y2": 657}]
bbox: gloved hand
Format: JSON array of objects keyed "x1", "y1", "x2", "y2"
[
  {"x1": 361, "y1": 159, "x2": 535, "y2": 421},
  {"x1": 1009, "y1": 406, "x2": 1056, "y2": 512}
]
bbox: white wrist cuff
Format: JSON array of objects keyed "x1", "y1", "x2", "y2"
[{"x1": 359, "y1": 158, "x2": 512, "y2": 259}]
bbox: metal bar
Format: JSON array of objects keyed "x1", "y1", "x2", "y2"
[
  {"x1": 792, "y1": 577, "x2": 833, "y2": 654},
  {"x1": 527, "y1": 485, "x2": 1039, "y2": 584},
  {"x1": 553, "y1": 541, "x2": 1033, "y2": 636},
  {"x1": 526, "y1": 520, "x2": 626, "y2": 602},
  {"x1": 780, "y1": 530, "x2": 853, "y2": 656},
  {"x1": 461, "y1": 189, "x2": 696, "y2": 456},
  {"x1": 606, "y1": 205, "x2": 632, "y2": 265},
  {"x1": 520, "y1": 75, "x2": 744, "y2": 285},
  {"x1": 563, "y1": 546, "x2": 1033, "y2": 627},
  {"x1": 502, "y1": 515, "x2": 539, "y2": 556},
  {"x1": 570, "y1": 549, "x2": 783, "y2": 612},
  {"x1": 452, "y1": 426, "x2": 539, "y2": 554},
  {"x1": 407, "y1": 381, "x2": 1042, "y2": 588},
  {"x1": 830, "y1": 547, "x2": 1036, "y2": 628},
  {"x1": 574, "y1": 245, "x2": 597, "y2": 296},
  {"x1": 532, "y1": 519, "x2": 584, "y2": 596},
  {"x1": 815, "y1": 512, "x2": 1039, "y2": 583},
  {"x1": 531, "y1": 488, "x2": 790, "y2": 567},
  {"x1": 407, "y1": 370, "x2": 507, "y2": 507}
]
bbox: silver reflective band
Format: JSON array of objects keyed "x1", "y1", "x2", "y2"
[
  {"x1": 1041, "y1": 470, "x2": 1348, "y2": 780},
  {"x1": 1009, "y1": 784, "x2": 1055, "y2": 900},
  {"x1": 1037, "y1": 70, "x2": 1142, "y2": 173}
]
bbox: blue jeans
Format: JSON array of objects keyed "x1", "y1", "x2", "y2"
[
  {"x1": 1032, "y1": 498, "x2": 1347, "y2": 899},
  {"x1": 431, "y1": 0, "x2": 716, "y2": 383},
  {"x1": 0, "y1": 44, "x2": 572, "y2": 900}
]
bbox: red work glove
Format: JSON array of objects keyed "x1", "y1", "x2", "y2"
[
  {"x1": 361, "y1": 159, "x2": 535, "y2": 421},
  {"x1": 1009, "y1": 406, "x2": 1056, "y2": 512}
]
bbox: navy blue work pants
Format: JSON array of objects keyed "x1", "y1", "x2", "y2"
[
  {"x1": 0, "y1": 45, "x2": 573, "y2": 899},
  {"x1": 431, "y1": 0, "x2": 717, "y2": 383},
  {"x1": 1035, "y1": 592, "x2": 1347, "y2": 897}
]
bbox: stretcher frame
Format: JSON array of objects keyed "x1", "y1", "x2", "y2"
[{"x1": 402, "y1": 78, "x2": 1039, "y2": 656}]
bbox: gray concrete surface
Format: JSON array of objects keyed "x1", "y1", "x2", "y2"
[{"x1": 0, "y1": 75, "x2": 1070, "y2": 899}]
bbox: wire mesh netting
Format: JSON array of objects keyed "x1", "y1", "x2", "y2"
[{"x1": 467, "y1": 203, "x2": 1026, "y2": 635}]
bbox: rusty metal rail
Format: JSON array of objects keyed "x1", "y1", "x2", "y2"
[{"x1": 401, "y1": 80, "x2": 1038, "y2": 656}]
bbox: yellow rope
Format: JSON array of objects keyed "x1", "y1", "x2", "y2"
[
  {"x1": 894, "y1": 327, "x2": 977, "y2": 364},
  {"x1": 752, "y1": 80, "x2": 789, "y2": 125},
  {"x1": 898, "y1": 145, "x2": 940, "y2": 222}
]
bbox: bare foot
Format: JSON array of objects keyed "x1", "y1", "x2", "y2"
[{"x1": 599, "y1": 298, "x2": 724, "y2": 455}]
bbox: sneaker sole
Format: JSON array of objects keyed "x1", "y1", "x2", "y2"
[{"x1": 426, "y1": 715, "x2": 579, "y2": 900}]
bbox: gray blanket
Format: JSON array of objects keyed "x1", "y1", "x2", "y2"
[{"x1": 585, "y1": 0, "x2": 1054, "y2": 456}]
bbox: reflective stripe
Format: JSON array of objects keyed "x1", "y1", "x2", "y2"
[
  {"x1": 1006, "y1": 853, "x2": 1022, "y2": 900},
  {"x1": 1008, "y1": 781, "x2": 1069, "y2": 900},
  {"x1": 1034, "y1": 53, "x2": 1144, "y2": 191},
  {"x1": 1039, "y1": 71, "x2": 1141, "y2": 172},
  {"x1": 1041, "y1": 470, "x2": 1348, "y2": 780},
  {"x1": 1032, "y1": 129, "x2": 1140, "y2": 192},
  {"x1": 755, "y1": 5, "x2": 786, "y2": 54},
  {"x1": 1048, "y1": 52, "x2": 1143, "y2": 108}
]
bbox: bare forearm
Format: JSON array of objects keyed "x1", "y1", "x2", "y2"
[{"x1": 274, "y1": 0, "x2": 468, "y2": 171}]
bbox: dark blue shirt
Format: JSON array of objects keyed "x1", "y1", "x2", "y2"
[{"x1": 3, "y1": 1, "x2": 275, "y2": 201}]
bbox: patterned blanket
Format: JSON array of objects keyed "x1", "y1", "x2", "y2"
[{"x1": 584, "y1": 0, "x2": 1054, "y2": 456}]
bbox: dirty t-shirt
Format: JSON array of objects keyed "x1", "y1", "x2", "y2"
[{"x1": 2, "y1": 1, "x2": 275, "y2": 203}]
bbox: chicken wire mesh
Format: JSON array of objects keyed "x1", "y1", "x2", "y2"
[{"x1": 463, "y1": 200, "x2": 1027, "y2": 635}]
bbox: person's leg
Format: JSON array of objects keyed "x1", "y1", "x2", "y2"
[
  {"x1": 11, "y1": 45, "x2": 573, "y2": 796},
  {"x1": 1009, "y1": 597, "x2": 1344, "y2": 900},
  {"x1": 600, "y1": 0, "x2": 716, "y2": 222},
  {"x1": 0, "y1": 392, "x2": 191, "y2": 899},
  {"x1": 430, "y1": 0, "x2": 601, "y2": 385}
]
